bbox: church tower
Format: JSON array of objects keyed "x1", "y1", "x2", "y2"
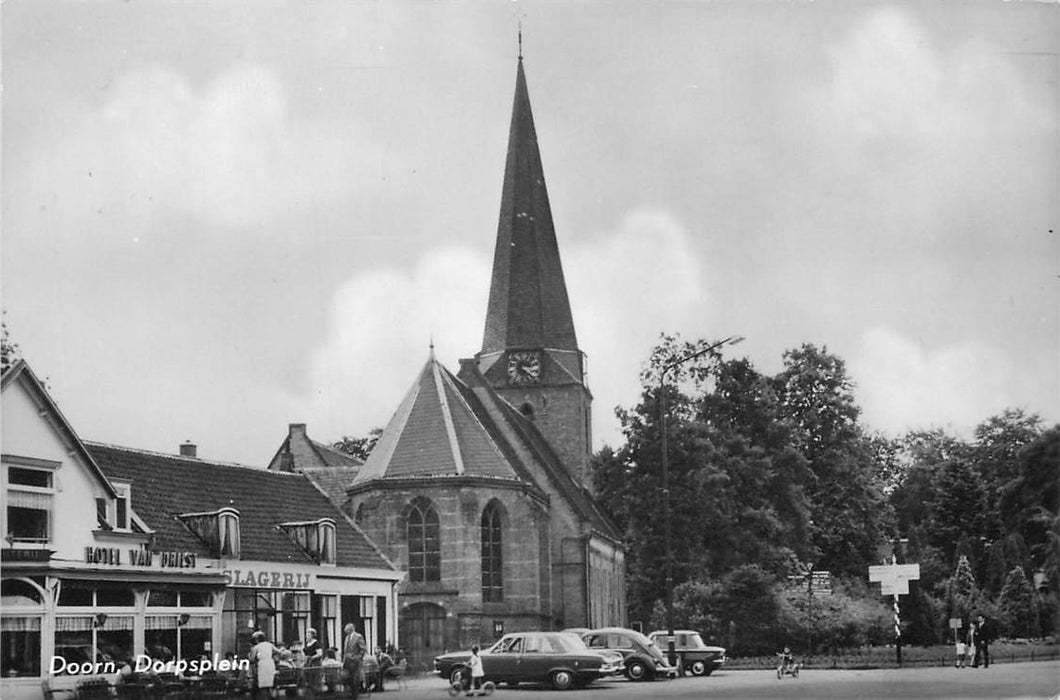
[{"x1": 475, "y1": 58, "x2": 593, "y2": 490}]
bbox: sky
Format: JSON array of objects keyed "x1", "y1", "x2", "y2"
[{"x1": 3, "y1": 1, "x2": 1057, "y2": 467}]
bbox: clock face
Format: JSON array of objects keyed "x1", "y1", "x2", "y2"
[{"x1": 507, "y1": 351, "x2": 542, "y2": 385}]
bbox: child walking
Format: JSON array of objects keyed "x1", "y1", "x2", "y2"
[
  {"x1": 954, "y1": 625, "x2": 967, "y2": 668},
  {"x1": 467, "y1": 645, "x2": 484, "y2": 696}
]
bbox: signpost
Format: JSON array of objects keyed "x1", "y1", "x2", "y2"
[{"x1": 868, "y1": 560, "x2": 920, "y2": 666}]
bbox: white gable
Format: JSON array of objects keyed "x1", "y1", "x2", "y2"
[{"x1": 1, "y1": 366, "x2": 119, "y2": 559}]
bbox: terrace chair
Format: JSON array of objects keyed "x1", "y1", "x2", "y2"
[
  {"x1": 384, "y1": 658, "x2": 408, "y2": 690},
  {"x1": 273, "y1": 667, "x2": 301, "y2": 697},
  {"x1": 42, "y1": 678, "x2": 77, "y2": 700},
  {"x1": 198, "y1": 674, "x2": 229, "y2": 699},
  {"x1": 75, "y1": 678, "x2": 114, "y2": 700}
]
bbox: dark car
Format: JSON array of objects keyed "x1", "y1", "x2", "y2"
[
  {"x1": 648, "y1": 630, "x2": 726, "y2": 676},
  {"x1": 581, "y1": 627, "x2": 677, "y2": 681},
  {"x1": 433, "y1": 631, "x2": 605, "y2": 690}
]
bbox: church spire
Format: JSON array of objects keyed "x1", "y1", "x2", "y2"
[{"x1": 481, "y1": 59, "x2": 578, "y2": 356}]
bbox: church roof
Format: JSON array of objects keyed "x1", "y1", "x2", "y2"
[
  {"x1": 481, "y1": 58, "x2": 578, "y2": 355},
  {"x1": 352, "y1": 354, "x2": 524, "y2": 484}
]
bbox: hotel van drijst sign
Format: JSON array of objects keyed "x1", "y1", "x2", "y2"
[{"x1": 84, "y1": 547, "x2": 197, "y2": 568}]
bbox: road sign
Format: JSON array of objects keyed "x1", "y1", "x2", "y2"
[{"x1": 868, "y1": 563, "x2": 921, "y2": 597}]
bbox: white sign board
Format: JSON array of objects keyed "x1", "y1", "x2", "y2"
[{"x1": 869, "y1": 563, "x2": 920, "y2": 597}]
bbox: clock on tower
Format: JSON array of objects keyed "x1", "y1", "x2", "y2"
[{"x1": 507, "y1": 350, "x2": 542, "y2": 385}]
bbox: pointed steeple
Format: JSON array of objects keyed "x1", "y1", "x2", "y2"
[{"x1": 481, "y1": 59, "x2": 578, "y2": 355}]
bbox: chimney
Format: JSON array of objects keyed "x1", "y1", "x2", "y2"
[{"x1": 179, "y1": 441, "x2": 197, "y2": 458}]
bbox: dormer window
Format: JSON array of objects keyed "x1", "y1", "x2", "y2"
[
  {"x1": 177, "y1": 507, "x2": 240, "y2": 558},
  {"x1": 278, "y1": 518, "x2": 336, "y2": 565}
]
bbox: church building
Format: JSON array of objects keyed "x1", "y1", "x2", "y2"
[{"x1": 272, "y1": 57, "x2": 627, "y2": 668}]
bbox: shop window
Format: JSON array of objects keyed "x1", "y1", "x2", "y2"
[
  {"x1": 280, "y1": 592, "x2": 310, "y2": 647},
  {"x1": 481, "y1": 501, "x2": 504, "y2": 602},
  {"x1": 58, "y1": 587, "x2": 94, "y2": 607},
  {"x1": 407, "y1": 498, "x2": 440, "y2": 583},
  {"x1": 148, "y1": 590, "x2": 179, "y2": 607},
  {"x1": 53, "y1": 615, "x2": 134, "y2": 674},
  {"x1": 277, "y1": 518, "x2": 336, "y2": 564},
  {"x1": 1, "y1": 579, "x2": 44, "y2": 678},
  {"x1": 1, "y1": 615, "x2": 41, "y2": 676},
  {"x1": 311, "y1": 594, "x2": 338, "y2": 651},
  {"x1": 148, "y1": 589, "x2": 212, "y2": 608},
  {"x1": 143, "y1": 614, "x2": 213, "y2": 664},
  {"x1": 177, "y1": 507, "x2": 240, "y2": 558},
  {"x1": 5, "y1": 463, "x2": 56, "y2": 544},
  {"x1": 59, "y1": 585, "x2": 135, "y2": 608},
  {"x1": 96, "y1": 586, "x2": 134, "y2": 607}
]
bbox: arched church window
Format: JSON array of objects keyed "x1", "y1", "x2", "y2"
[
  {"x1": 481, "y1": 501, "x2": 503, "y2": 602},
  {"x1": 407, "y1": 498, "x2": 440, "y2": 583}
]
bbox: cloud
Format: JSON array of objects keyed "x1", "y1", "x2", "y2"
[
  {"x1": 850, "y1": 327, "x2": 1018, "y2": 436},
  {"x1": 305, "y1": 247, "x2": 490, "y2": 439},
  {"x1": 303, "y1": 208, "x2": 707, "y2": 449},
  {"x1": 18, "y1": 63, "x2": 372, "y2": 237},
  {"x1": 567, "y1": 209, "x2": 709, "y2": 446}
]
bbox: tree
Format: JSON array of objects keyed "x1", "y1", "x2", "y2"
[
  {"x1": 1, "y1": 311, "x2": 20, "y2": 373},
  {"x1": 998, "y1": 426, "x2": 1059, "y2": 583},
  {"x1": 973, "y1": 410, "x2": 1044, "y2": 541},
  {"x1": 997, "y1": 566, "x2": 1038, "y2": 638},
  {"x1": 332, "y1": 428, "x2": 383, "y2": 461},
  {"x1": 947, "y1": 555, "x2": 981, "y2": 622},
  {"x1": 593, "y1": 335, "x2": 816, "y2": 623},
  {"x1": 773, "y1": 344, "x2": 890, "y2": 576}
]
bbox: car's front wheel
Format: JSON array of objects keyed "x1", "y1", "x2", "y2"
[
  {"x1": 551, "y1": 669, "x2": 574, "y2": 690},
  {"x1": 449, "y1": 667, "x2": 464, "y2": 685},
  {"x1": 688, "y1": 659, "x2": 707, "y2": 676},
  {"x1": 626, "y1": 660, "x2": 648, "y2": 681}
]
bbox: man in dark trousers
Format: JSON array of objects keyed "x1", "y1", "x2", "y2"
[
  {"x1": 973, "y1": 614, "x2": 993, "y2": 668},
  {"x1": 342, "y1": 623, "x2": 367, "y2": 699}
]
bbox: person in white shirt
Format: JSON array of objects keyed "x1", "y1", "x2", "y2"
[{"x1": 467, "y1": 645, "x2": 484, "y2": 696}]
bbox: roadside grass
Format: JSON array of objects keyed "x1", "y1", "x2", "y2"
[{"x1": 726, "y1": 640, "x2": 1060, "y2": 670}]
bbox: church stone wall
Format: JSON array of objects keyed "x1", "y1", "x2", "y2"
[{"x1": 347, "y1": 483, "x2": 552, "y2": 649}]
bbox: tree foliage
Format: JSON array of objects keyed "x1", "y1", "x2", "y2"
[
  {"x1": 332, "y1": 428, "x2": 383, "y2": 461},
  {"x1": 594, "y1": 334, "x2": 1058, "y2": 649},
  {"x1": 1, "y1": 311, "x2": 20, "y2": 373}
]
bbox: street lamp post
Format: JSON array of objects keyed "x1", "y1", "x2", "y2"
[{"x1": 659, "y1": 335, "x2": 744, "y2": 668}]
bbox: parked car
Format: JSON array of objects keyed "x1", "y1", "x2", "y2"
[
  {"x1": 433, "y1": 631, "x2": 606, "y2": 690},
  {"x1": 581, "y1": 627, "x2": 678, "y2": 681},
  {"x1": 647, "y1": 630, "x2": 726, "y2": 676},
  {"x1": 559, "y1": 629, "x2": 623, "y2": 676}
]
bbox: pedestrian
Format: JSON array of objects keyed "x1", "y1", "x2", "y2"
[
  {"x1": 954, "y1": 623, "x2": 967, "y2": 668},
  {"x1": 248, "y1": 630, "x2": 277, "y2": 700},
  {"x1": 342, "y1": 623, "x2": 367, "y2": 700},
  {"x1": 974, "y1": 615, "x2": 993, "y2": 668},
  {"x1": 304, "y1": 629, "x2": 323, "y2": 667},
  {"x1": 467, "y1": 644, "x2": 484, "y2": 696},
  {"x1": 967, "y1": 618, "x2": 978, "y2": 667}
]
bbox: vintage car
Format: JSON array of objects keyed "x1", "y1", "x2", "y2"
[
  {"x1": 433, "y1": 631, "x2": 607, "y2": 690},
  {"x1": 647, "y1": 629, "x2": 726, "y2": 676},
  {"x1": 581, "y1": 627, "x2": 678, "y2": 681}
]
